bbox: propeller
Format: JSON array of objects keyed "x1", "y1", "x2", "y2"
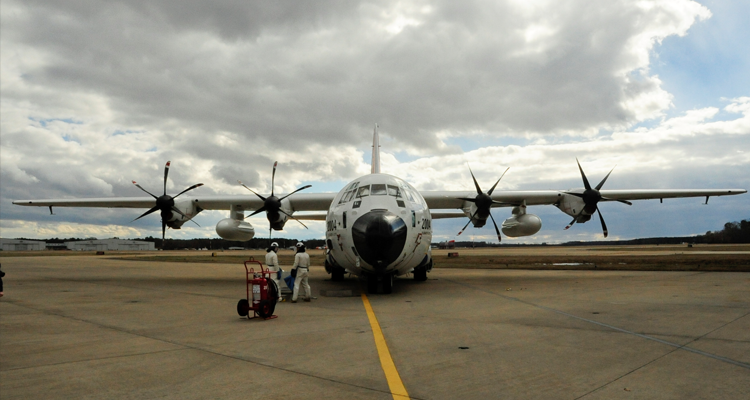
[
  {"x1": 132, "y1": 161, "x2": 204, "y2": 248},
  {"x1": 563, "y1": 158, "x2": 632, "y2": 237},
  {"x1": 456, "y1": 166, "x2": 509, "y2": 242},
  {"x1": 239, "y1": 161, "x2": 312, "y2": 231}
]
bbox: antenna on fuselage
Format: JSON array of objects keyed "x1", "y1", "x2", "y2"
[{"x1": 371, "y1": 124, "x2": 381, "y2": 174}]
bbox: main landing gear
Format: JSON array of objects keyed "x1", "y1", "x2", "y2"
[{"x1": 326, "y1": 259, "x2": 347, "y2": 281}]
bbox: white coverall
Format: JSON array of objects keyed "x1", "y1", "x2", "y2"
[
  {"x1": 265, "y1": 250, "x2": 282, "y2": 300},
  {"x1": 292, "y1": 251, "x2": 311, "y2": 301}
]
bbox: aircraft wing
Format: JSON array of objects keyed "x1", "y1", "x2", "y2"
[
  {"x1": 420, "y1": 189, "x2": 747, "y2": 209},
  {"x1": 13, "y1": 193, "x2": 337, "y2": 212},
  {"x1": 13, "y1": 197, "x2": 159, "y2": 209}
]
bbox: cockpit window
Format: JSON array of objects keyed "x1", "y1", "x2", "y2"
[
  {"x1": 387, "y1": 185, "x2": 401, "y2": 197},
  {"x1": 338, "y1": 190, "x2": 354, "y2": 204},
  {"x1": 371, "y1": 184, "x2": 387, "y2": 195},
  {"x1": 356, "y1": 185, "x2": 370, "y2": 197},
  {"x1": 346, "y1": 181, "x2": 359, "y2": 191},
  {"x1": 403, "y1": 187, "x2": 415, "y2": 202}
]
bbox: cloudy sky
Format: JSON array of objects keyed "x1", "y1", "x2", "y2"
[{"x1": 1, "y1": 0, "x2": 748, "y2": 244}]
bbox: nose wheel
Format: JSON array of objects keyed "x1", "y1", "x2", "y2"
[{"x1": 366, "y1": 274, "x2": 393, "y2": 294}]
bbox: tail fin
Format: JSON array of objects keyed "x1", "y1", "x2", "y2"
[{"x1": 371, "y1": 124, "x2": 381, "y2": 174}]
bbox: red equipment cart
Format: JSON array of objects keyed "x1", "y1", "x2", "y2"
[{"x1": 237, "y1": 260, "x2": 279, "y2": 320}]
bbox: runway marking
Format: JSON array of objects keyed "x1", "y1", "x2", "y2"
[
  {"x1": 361, "y1": 293, "x2": 411, "y2": 400},
  {"x1": 3, "y1": 300, "x2": 402, "y2": 397}
]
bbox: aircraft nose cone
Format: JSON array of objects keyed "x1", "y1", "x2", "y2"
[{"x1": 352, "y1": 210, "x2": 407, "y2": 270}]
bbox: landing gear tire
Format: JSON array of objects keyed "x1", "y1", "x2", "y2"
[
  {"x1": 382, "y1": 275, "x2": 393, "y2": 294},
  {"x1": 413, "y1": 266, "x2": 427, "y2": 281},
  {"x1": 331, "y1": 266, "x2": 345, "y2": 281},
  {"x1": 367, "y1": 276, "x2": 378, "y2": 294},
  {"x1": 237, "y1": 299, "x2": 249, "y2": 317}
]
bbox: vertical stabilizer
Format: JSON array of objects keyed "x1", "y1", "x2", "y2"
[{"x1": 371, "y1": 124, "x2": 381, "y2": 174}]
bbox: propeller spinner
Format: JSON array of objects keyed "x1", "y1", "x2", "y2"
[
  {"x1": 563, "y1": 158, "x2": 632, "y2": 237},
  {"x1": 239, "y1": 161, "x2": 312, "y2": 233},
  {"x1": 456, "y1": 166, "x2": 509, "y2": 242},
  {"x1": 132, "y1": 161, "x2": 204, "y2": 248}
]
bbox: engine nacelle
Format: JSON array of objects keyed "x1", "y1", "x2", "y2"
[
  {"x1": 166, "y1": 199, "x2": 203, "y2": 229},
  {"x1": 501, "y1": 213, "x2": 542, "y2": 237},
  {"x1": 556, "y1": 191, "x2": 587, "y2": 218},
  {"x1": 215, "y1": 218, "x2": 255, "y2": 241}
]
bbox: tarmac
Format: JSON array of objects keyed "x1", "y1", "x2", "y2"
[{"x1": 1, "y1": 254, "x2": 749, "y2": 399}]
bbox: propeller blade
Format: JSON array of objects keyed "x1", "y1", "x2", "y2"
[
  {"x1": 170, "y1": 205, "x2": 190, "y2": 220},
  {"x1": 596, "y1": 206, "x2": 608, "y2": 238},
  {"x1": 456, "y1": 219, "x2": 472, "y2": 236},
  {"x1": 487, "y1": 167, "x2": 509, "y2": 195},
  {"x1": 277, "y1": 184, "x2": 313, "y2": 202},
  {"x1": 601, "y1": 197, "x2": 633, "y2": 206},
  {"x1": 271, "y1": 161, "x2": 278, "y2": 197},
  {"x1": 161, "y1": 220, "x2": 167, "y2": 249},
  {"x1": 279, "y1": 208, "x2": 309, "y2": 229},
  {"x1": 488, "y1": 212, "x2": 502, "y2": 242},
  {"x1": 132, "y1": 181, "x2": 158, "y2": 199},
  {"x1": 163, "y1": 161, "x2": 171, "y2": 196},
  {"x1": 595, "y1": 166, "x2": 616, "y2": 191},
  {"x1": 564, "y1": 216, "x2": 577, "y2": 230},
  {"x1": 575, "y1": 158, "x2": 592, "y2": 191},
  {"x1": 133, "y1": 205, "x2": 160, "y2": 222},
  {"x1": 246, "y1": 206, "x2": 267, "y2": 218},
  {"x1": 238, "y1": 181, "x2": 267, "y2": 201},
  {"x1": 457, "y1": 209, "x2": 479, "y2": 236},
  {"x1": 172, "y1": 206, "x2": 200, "y2": 227},
  {"x1": 468, "y1": 166, "x2": 483, "y2": 194},
  {"x1": 173, "y1": 183, "x2": 204, "y2": 199}
]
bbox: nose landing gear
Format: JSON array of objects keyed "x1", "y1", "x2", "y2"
[{"x1": 366, "y1": 274, "x2": 393, "y2": 294}]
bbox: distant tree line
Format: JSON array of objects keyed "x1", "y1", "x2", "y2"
[
  {"x1": 136, "y1": 237, "x2": 327, "y2": 251},
  {"x1": 702, "y1": 220, "x2": 750, "y2": 244},
  {"x1": 13, "y1": 219, "x2": 750, "y2": 247},
  {"x1": 21, "y1": 236, "x2": 326, "y2": 250}
]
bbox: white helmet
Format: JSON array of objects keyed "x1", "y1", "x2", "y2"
[
  {"x1": 296, "y1": 242, "x2": 305, "y2": 248},
  {"x1": 270, "y1": 242, "x2": 279, "y2": 247}
]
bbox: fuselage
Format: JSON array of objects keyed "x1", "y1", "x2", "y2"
[{"x1": 325, "y1": 173, "x2": 432, "y2": 278}]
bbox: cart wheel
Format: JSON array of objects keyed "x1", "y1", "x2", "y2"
[
  {"x1": 258, "y1": 299, "x2": 276, "y2": 319},
  {"x1": 267, "y1": 278, "x2": 279, "y2": 300},
  {"x1": 237, "y1": 299, "x2": 250, "y2": 317}
]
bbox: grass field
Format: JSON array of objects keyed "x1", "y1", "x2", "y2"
[{"x1": 3, "y1": 244, "x2": 749, "y2": 271}]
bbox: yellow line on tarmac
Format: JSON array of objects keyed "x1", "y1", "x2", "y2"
[{"x1": 361, "y1": 293, "x2": 410, "y2": 400}]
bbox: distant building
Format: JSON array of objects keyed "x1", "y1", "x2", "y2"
[
  {"x1": 0, "y1": 238, "x2": 47, "y2": 251},
  {"x1": 64, "y1": 239, "x2": 155, "y2": 251},
  {"x1": 438, "y1": 240, "x2": 456, "y2": 249}
]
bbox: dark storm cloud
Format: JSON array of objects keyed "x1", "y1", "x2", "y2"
[{"x1": 2, "y1": 0, "x2": 746, "y2": 241}]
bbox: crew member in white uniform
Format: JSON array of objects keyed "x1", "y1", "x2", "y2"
[
  {"x1": 291, "y1": 242, "x2": 311, "y2": 303},
  {"x1": 265, "y1": 242, "x2": 283, "y2": 302}
]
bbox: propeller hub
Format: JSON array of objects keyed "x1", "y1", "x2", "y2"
[
  {"x1": 265, "y1": 196, "x2": 282, "y2": 212},
  {"x1": 582, "y1": 189, "x2": 602, "y2": 206},
  {"x1": 475, "y1": 193, "x2": 493, "y2": 215},
  {"x1": 156, "y1": 195, "x2": 174, "y2": 209}
]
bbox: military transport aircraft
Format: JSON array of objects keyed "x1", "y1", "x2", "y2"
[{"x1": 13, "y1": 127, "x2": 747, "y2": 293}]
